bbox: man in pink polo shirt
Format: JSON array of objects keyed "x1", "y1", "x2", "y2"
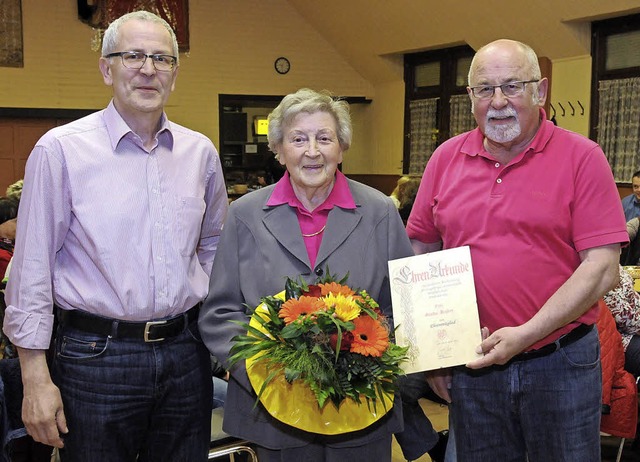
[{"x1": 406, "y1": 39, "x2": 628, "y2": 461}]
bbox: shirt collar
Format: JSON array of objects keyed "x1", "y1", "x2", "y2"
[
  {"x1": 461, "y1": 108, "x2": 552, "y2": 159},
  {"x1": 104, "y1": 100, "x2": 173, "y2": 151},
  {"x1": 266, "y1": 170, "x2": 356, "y2": 211}
]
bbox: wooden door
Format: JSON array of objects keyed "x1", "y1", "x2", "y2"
[
  {"x1": 0, "y1": 110, "x2": 97, "y2": 196},
  {"x1": 0, "y1": 118, "x2": 57, "y2": 195}
]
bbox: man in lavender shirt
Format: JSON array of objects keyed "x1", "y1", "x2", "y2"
[{"x1": 2, "y1": 11, "x2": 227, "y2": 462}]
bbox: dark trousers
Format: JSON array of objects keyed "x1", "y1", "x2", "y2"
[
  {"x1": 52, "y1": 320, "x2": 212, "y2": 462},
  {"x1": 393, "y1": 373, "x2": 441, "y2": 460}
]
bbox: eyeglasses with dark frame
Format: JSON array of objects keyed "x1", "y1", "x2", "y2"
[
  {"x1": 104, "y1": 51, "x2": 177, "y2": 72},
  {"x1": 469, "y1": 80, "x2": 539, "y2": 99}
]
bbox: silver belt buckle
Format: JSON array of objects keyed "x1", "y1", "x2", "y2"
[{"x1": 144, "y1": 320, "x2": 167, "y2": 342}]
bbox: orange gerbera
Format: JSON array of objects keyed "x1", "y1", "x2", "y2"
[
  {"x1": 350, "y1": 316, "x2": 389, "y2": 357},
  {"x1": 319, "y1": 282, "x2": 355, "y2": 297},
  {"x1": 279, "y1": 296, "x2": 326, "y2": 324}
]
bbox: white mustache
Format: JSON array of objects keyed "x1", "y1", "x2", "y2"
[{"x1": 487, "y1": 108, "x2": 517, "y2": 119}]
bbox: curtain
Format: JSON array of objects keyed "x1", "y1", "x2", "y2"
[
  {"x1": 0, "y1": 0, "x2": 23, "y2": 67},
  {"x1": 79, "y1": 0, "x2": 190, "y2": 52},
  {"x1": 597, "y1": 77, "x2": 640, "y2": 182},
  {"x1": 449, "y1": 94, "x2": 476, "y2": 137},
  {"x1": 408, "y1": 98, "x2": 438, "y2": 174}
]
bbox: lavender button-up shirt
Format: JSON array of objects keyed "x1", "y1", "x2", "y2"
[{"x1": 4, "y1": 101, "x2": 228, "y2": 350}]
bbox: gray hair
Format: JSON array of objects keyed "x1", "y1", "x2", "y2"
[
  {"x1": 101, "y1": 11, "x2": 179, "y2": 64},
  {"x1": 6, "y1": 179, "x2": 23, "y2": 201},
  {"x1": 267, "y1": 88, "x2": 352, "y2": 154},
  {"x1": 468, "y1": 39, "x2": 542, "y2": 104}
]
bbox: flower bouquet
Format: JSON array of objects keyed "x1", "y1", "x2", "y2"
[{"x1": 229, "y1": 270, "x2": 409, "y2": 434}]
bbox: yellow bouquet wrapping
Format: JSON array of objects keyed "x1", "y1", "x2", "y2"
[{"x1": 229, "y1": 271, "x2": 408, "y2": 435}]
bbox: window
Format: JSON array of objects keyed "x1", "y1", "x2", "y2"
[
  {"x1": 403, "y1": 46, "x2": 475, "y2": 174},
  {"x1": 591, "y1": 14, "x2": 640, "y2": 183}
]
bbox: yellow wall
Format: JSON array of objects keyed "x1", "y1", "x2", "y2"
[
  {"x1": 343, "y1": 81, "x2": 405, "y2": 175},
  {"x1": 0, "y1": 0, "x2": 599, "y2": 176},
  {"x1": 549, "y1": 56, "x2": 592, "y2": 137},
  {"x1": 1, "y1": 0, "x2": 377, "y2": 173}
]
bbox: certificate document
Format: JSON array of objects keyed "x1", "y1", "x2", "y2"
[{"x1": 388, "y1": 246, "x2": 482, "y2": 373}]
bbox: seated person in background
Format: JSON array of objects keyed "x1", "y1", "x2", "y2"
[
  {"x1": 390, "y1": 176, "x2": 422, "y2": 223},
  {"x1": 627, "y1": 216, "x2": 640, "y2": 243},
  {"x1": 1, "y1": 179, "x2": 23, "y2": 279},
  {"x1": 622, "y1": 170, "x2": 640, "y2": 221},
  {"x1": 389, "y1": 176, "x2": 410, "y2": 208},
  {"x1": 621, "y1": 216, "x2": 640, "y2": 265},
  {"x1": 394, "y1": 175, "x2": 422, "y2": 225},
  {"x1": 1, "y1": 195, "x2": 19, "y2": 358},
  {"x1": 210, "y1": 355, "x2": 228, "y2": 410},
  {"x1": 6, "y1": 179, "x2": 23, "y2": 202},
  {"x1": 0, "y1": 196, "x2": 19, "y2": 283},
  {"x1": 603, "y1": 266, "x2": 640, "y2": 377}
]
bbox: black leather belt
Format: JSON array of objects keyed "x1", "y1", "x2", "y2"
[
  {"x1": 57, "y1": 304, "x2": 200, "y2": 342},
  {"x1": 510, "y1": 323, "x2": 594, "y2": 362}
]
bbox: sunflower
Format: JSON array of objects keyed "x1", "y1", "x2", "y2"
[
  {"x1": 279, "y1": 295, "x2": 326, "y2": 324},
  {"x1": 350, "y1": 315, "x2": 389, "y2": 357},
  {"x1": 322, "y1": 293, "x2": 361, "y2": 322},
  {"x1": 319, "y1": 282, "x2": 356, "y2": 297}
]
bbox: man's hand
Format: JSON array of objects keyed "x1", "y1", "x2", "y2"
[
  {"x1": 466, "y1": 326, "x2": 530, "y2": 369},
  {"x1": 22, "y1": 378, "x2": 67, "y2": 448},
  {"x1": 426, "y1": 368, "x2": 452, "y2": 403},
  {"x1": 17, "y1": 347, "x2": 68, "y2": 448}
]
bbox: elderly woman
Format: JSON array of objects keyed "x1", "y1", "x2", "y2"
[{"x1": 198, "y1": 88, "x2": 413, "y2": 461}]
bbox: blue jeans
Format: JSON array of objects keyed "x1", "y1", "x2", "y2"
[
  {"x1": 52, "y1": 320, "x2": 212, "y2": 462},
  {"x1": 445, "y1": 415, "x2": 457, "y2": 462},
  {"x1": 212, "y1": 376, "x2": 228, "y2": 409},
  {"x1": 449, "y1": 326, "x2": 601, "y2": 462}
]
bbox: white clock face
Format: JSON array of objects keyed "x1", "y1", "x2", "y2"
[{"x1": 275, "y1": 57, "x2": 290, "y2": 74}]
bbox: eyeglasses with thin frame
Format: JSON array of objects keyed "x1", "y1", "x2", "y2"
[
  {"x1": 104, "y1": 51, "x2": 177, "y2": 72},
  {"x1": 469, "y1": 80, "x2": 539, "y2": 99}
]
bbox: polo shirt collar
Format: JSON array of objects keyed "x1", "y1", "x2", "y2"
[{"x1": 266, "y1": 170, "x2": 357, "y2": 212}]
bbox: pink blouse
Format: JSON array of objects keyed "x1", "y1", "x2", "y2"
[{"x1": 266, "y1": 171, "x2": 356, "y2": 267}]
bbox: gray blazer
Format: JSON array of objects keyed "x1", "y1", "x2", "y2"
[{"x1": 199, "y1": 178, "x2": 414, "y2": 450}]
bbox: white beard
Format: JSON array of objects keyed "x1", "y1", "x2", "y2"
[{"x1": 483, "y1": 108, "x2": 521, "y2": 144}]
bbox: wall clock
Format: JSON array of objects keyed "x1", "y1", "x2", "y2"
[{"x1": 274, "y1": 57, "x2": 290, "y2": 75}]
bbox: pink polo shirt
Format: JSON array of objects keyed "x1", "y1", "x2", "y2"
[
  {"x1": 267, "y1": 170, "x2": 356, "y2": 267},
  {"x1": 407, "y1": 110, "x2": 628, "y2": 349}
]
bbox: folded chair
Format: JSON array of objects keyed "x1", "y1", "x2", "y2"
[{"x1": 208, "y1": 407, "x2": 257, "y2": 462}]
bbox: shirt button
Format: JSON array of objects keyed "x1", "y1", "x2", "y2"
[
  {"x1": 496, "y1": 178, "x2": 502, "y2": 184},
  {"x1": 495, "y1": 163, "x2": 500, "y2": 168},
  {"x1": 315, "y1": 268, "x2": 324, "y2": 276}
]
